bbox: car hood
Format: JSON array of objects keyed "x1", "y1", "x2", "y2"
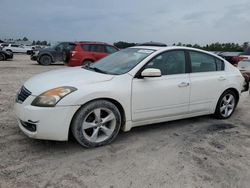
[{"x1": 24, "y1": 67, "x2": 115, "y2": 95}]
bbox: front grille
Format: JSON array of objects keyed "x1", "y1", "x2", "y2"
[{"x1": 16, "y1": 86, "x2": 32, "y2": 103}]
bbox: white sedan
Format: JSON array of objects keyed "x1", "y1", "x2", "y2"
[
  {"x1": 3, "y1": 44, "x2": 32, "y2": 53},
  {"x1": 14, "y1": 46, "x2": 247, "y2": 147}
]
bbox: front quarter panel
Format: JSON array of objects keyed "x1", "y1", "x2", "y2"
[{"x1": 57, "y1": 74, "x2": 133, "y2": 122}]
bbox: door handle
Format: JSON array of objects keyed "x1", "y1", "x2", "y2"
[
  {"x1": 218, "y1": 76, "x2": 226, "y2": 81},
  {"x1": 178, "y1": 82, "x2": 190, "y2": 87}
]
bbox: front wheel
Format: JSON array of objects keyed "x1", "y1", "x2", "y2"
[
  {"x1": 71, "y1": 100, "x2": 121, "y2": 148},
  {"x1": 214, "y1": 90, "x2": 237, "y2": 119},
  {"x1": 0, "y1": 53, "x2": 6, "y2": 61}
]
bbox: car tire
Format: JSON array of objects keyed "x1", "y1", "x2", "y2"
[
  {"x1": 214, "y1": 90, "x2": 237, "y2": 119},
  {"x1": 71, "y1": 100, "x2": 121, "y2": 148},
  {"x1": 0, "y1": 53, "x2": 6, "y2": 61},
  {"x1": 39, "y1": 55, "x2": 52, "y2": 65},
  {"x1": 82, "y1": 60, "x2": 93, "y2": 67}
]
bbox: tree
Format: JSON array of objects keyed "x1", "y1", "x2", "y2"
[
  {"x1": 23, "y1": 37, "x2": 28, "y2": 41},
  {"x1": 113, "y1": 41, "x2": 136, "y2": 49}
]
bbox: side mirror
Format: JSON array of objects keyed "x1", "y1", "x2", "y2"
[{"x1": 141, "y1": 68, "x2": 161, "y2": 78}]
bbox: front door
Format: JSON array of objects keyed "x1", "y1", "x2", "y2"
[{"x1": 132, "y1": 50, "x2": 190, "y2": 122}]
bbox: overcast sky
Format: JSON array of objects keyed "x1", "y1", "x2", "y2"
[{"x1": 0, "y1": 0, "x2": 250, "y2": 45}]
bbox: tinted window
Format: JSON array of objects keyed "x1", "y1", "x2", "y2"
[
  {"x1": 144, "y1": 50, "x2": 186, "y2": 75},
  {"x1": 91, "y1": 45, "x2": 105, "y2": 53},
  {"x1": 190, "y1": 51, "x2": 216, "y2": 72},
  {"x1": 11, "y1": 44, "x2": 19, "y2": 47},
  {"x1": 105, "y1": 46, "x2": 118, "y2": 53},
  {"x1": 64, "y1": 43, "x2": 75, "y2": 51},
  {"x1": 81, "y1": 44, "x2": 91, "y2": 51},
  {"x1": 215, "y1": 58, "x2": 224, "y2": 71},
  {"x1": 56, "y1": 43, "x2": 64, "y2": 51}
]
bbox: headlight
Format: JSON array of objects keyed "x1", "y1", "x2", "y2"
[{"x1": 31, "y1": 86, "x2": 77, "y2": 107}]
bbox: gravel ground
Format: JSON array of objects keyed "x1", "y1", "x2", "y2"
[{"x1": 0, "y1": 55, "x2": 250, "y2": 188}]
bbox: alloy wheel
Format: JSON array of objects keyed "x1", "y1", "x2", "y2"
[
  {"x1": 220, "y1": 94, "x2": 235, "y2": 118},
  {"x1": 82, "y1": 108, "x2": 116, "y2": 143}
]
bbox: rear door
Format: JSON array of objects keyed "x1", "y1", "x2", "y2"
[{"x1": 188, "y1": 50, "x2": 226, "y2": 113}]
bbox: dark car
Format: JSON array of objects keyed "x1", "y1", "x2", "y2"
[
  {"x1": 136, "y1": 42, "x2": 167, "y2": 47},
  {"x1": 31, "y1": 42, "x2": 76, "y2": 65},
  {"x1": 0, "y1": 49, "x2": 13, "y2": 61}
]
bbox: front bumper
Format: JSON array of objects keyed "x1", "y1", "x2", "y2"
[{"x1": 14, "y1": 96, "x2": 80, "y2": 141}]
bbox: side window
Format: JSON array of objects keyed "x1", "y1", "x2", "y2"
[
  {"x1": 105, "y1": 46, "x2": 118, "y2": 53},
  {"x1": 144, "y1": 50, "x2": 186, "y2": 75},
  {"x1": 190, "y1": 51, "x2": 216, "y2": 73},
  {"x1": 215, "y1": 58, "x2": 225, "y2": 71},
  {"x1": 56, "y1": 43, "x2": 64, "y2": 51},
  {"x1": 11, "y1": 44, "x2": 19, "y2": 47},
  {"x1": 91, "y1": 45, "x2": 105, "y2": 53},
  {"x1": 81, "y1": 44, "x2": 91, "y2": 51}
]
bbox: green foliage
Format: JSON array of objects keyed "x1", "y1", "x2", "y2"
[
  {"x1": 174, "y1": 42, "x2": 247, "y2": 52},
  {"x1": 113, "y1": 41, "x2": 136, "y2": 49},
  {"x1": 23, "y1": 37, "x2": 28, "y2": 41}
]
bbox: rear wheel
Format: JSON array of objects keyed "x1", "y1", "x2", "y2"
[
  {"x1": 82, "y1": 60, "x2": 93, "y2": 67},
  {"x1": 71, "y1": 100, "x2": 121, "y2": 148},
  {"x1": 0, "y1": 53, "x2": 5, "y2": 61},
  {"x1": 39, "y1": 55, "x2": 52, "y2": 65},
  {"x1": 214, "y1": 90, "x2": 237, "y2": 119}
]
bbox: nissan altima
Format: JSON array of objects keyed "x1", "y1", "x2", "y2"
[{"x1": 14, "y1": 46, "x2": 247, "y2": 148}]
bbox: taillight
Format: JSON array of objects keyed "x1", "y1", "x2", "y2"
[{"x1": 71, "y1": 50, "x2": 77, "y2": 57}]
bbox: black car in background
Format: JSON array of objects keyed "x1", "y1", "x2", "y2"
[
  {"x1": 0, "y1": 49, "x2": 13, "y2": 61},
  {"x1": 31, "y1": 42, "x2": 76, "y2": 65}
]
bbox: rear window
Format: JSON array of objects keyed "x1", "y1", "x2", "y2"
[
  {"x1": 80, "y1": 44, "x2": 106, "y2": 53},
  {"x1": 190, "y1": 51, "x2": 224, "y2": 73},
  {"x1": 81, "y1": 44, "x2": 91, "y2": 51}
]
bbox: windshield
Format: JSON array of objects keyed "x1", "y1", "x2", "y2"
[
  {"x1": 50, "y1": 42, "x2": 60, "y2": 49},
  {"x1": 84, "y1": 48, "x2": 155, "y2": 75}
]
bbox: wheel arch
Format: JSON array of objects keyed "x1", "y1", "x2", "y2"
[
  {"x1": 38, "y1": 53, "x2": 54, "y2": 63},
  {"x1": 68, "y1": 97, "x2": 126, "y2": 138},
  {"x1": 214, "y1": 87, "x2": 240, "y2": 114},
  {"x1": 82, "y1": 58, "x2": 94, "y2": 63}
]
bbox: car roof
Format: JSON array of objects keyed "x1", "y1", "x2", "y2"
[
  {"x1": 76, "y1": 41, "x2": 109, "y2": 45},
  {"x1": 130, "y1": 46, "x2": 204, "y2": 51},
  {"x1": 130, "y1": 46, "x2": 224, "y2": 59}
]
